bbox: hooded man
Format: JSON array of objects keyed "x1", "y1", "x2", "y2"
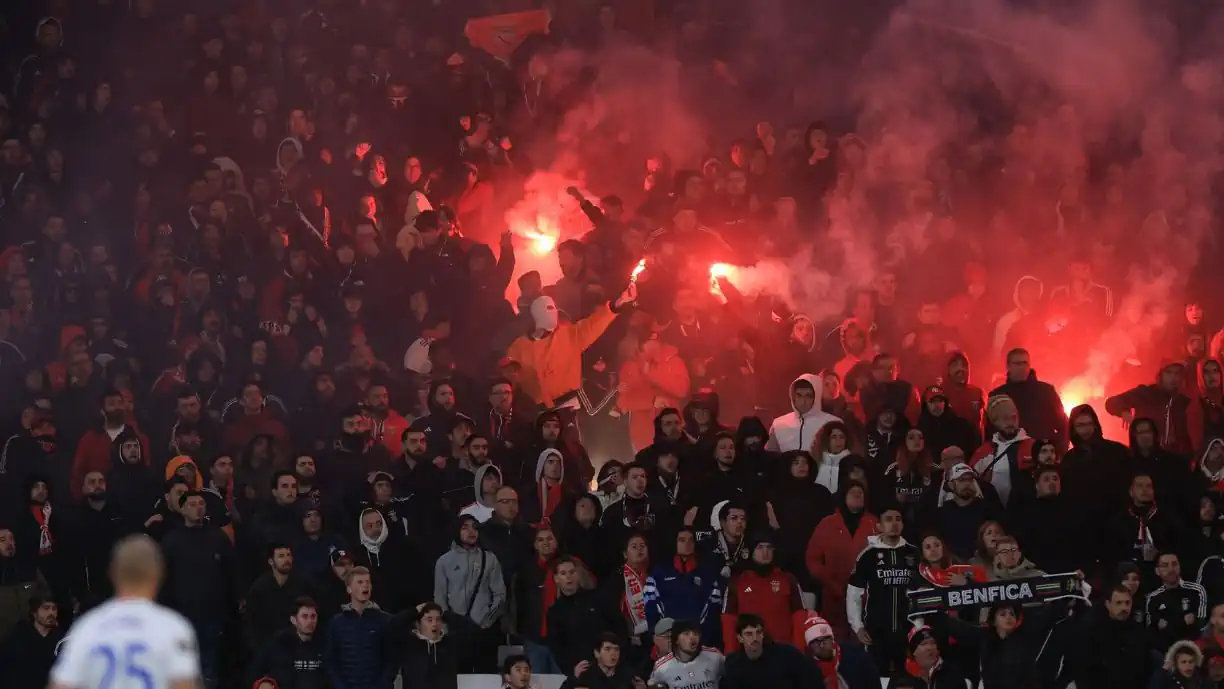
[
  {"x1": 992, "y1": 275, "x2": 1044, "y2": 357},
  {"x1": 969, "y1": 395, "x2": 1037, "y2": 507},
  {"x1": 433, "y1": 514, "x2": 506, "y2": 672},
  {"x1": 506, "y1": 283, "x2": 636, "y2": 410},
  {"x1": 353, "y1": 507, "x2": 421, "y2": 613},
  {"x1": 1107, "y1": 360, "x2": 1194, "y2": 456},
  {"x1": 459, "y1": 463, "x2": 502, "y2": 523},
  {"x1": 1129, "y1": 417, "x2": 1195, "y2": 522},
  {"x1": 941, "y1": 351, "x2": 984, "y2": 432},
  {"x1": 1062, "y1": 404, "x2": 1133, "y2": 530},
  {"x1": 767, "y1": 374, "x2": 838, "y2": 452},
  {"x1": 519, "y1": 448, "x2": 576, "y2": 527},
  {"x1": 1190, "y1": 357, "x2": 1224, "y2": 452}
]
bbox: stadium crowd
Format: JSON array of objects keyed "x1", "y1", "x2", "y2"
[{"x1": 4, "y1": 1, "x2": 1224, "y2": 689}]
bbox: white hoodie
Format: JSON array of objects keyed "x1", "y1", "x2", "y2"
[{"x1": 767, "y1": 374, "x2": 838, "y2": 452}]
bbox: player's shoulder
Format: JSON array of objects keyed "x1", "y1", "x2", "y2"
[
  {"x1": 700, "y1": 646, "x2": 724, "y2": 659},
  {"x1": 653, "y1": 652, "x2": 675, "y2": 669},
  {"x1": 91, "y1": 599, "x2": 195, "y2": 635}
]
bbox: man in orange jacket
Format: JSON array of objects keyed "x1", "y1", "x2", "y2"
[
  {"x1": 721, "y1": 531, "x2": 808, "y2": 652},
  {"x1": 506, "y1": 281, "x2": 636, "y2": 410}
]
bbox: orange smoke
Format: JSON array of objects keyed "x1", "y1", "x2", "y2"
[{"x1": 1058, "y1": 376, "x2": 1102, "y2": 415}]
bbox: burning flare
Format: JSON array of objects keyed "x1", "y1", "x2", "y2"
[
  {"x1": 630, "y1": 258, "x2": 647, "y2": 282},
  {"x1": 1059, "y1": 376, "x2": 1103, "y2": 415}
]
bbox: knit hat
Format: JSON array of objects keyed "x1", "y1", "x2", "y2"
[
  {"x1": 947, "y1": 462, "x2": 976, "y2": 481},
  {"x1": 802, "y1": 615, "x2": 834, "y2": 645},
  {"x1": 986, "y1": 395, "x2": 1017, "y2": 423},
  {"x1": 907, "y1": 626, "x2": 937, "y2": 655}
]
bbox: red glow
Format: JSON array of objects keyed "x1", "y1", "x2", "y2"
[{"x1": 630, "y1": 258, "x2": 647, "y2": 282}]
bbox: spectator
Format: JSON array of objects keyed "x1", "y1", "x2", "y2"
[
  {"x1": 645, "y1": 528, "x2": 722, "y2": 647},
  {"x1": 244, "y1": 543, "x2": 317, "y2": 650},
  {"x1": 1069, "y1": 586, "x2": 1152, "y2": 689},
  {"x1": 70, "y1": 388, "x2": 150, "y2": 499},
  {"x1": 249, "y1": 597, "x2": 327, "y2": 689},
  {"x1": 988, "y1": 349, "x2": 1067, "y2": 453},
  {"x1": 398, "y1": 602, "x2": 459, "y2": 689},
  {"x1": 721, "y1": 531, "x2": 807, "y2": 653},
  {"x1": 160, "y1": 490, "x2": 243, "y2": 689},
  {"x1": 324, "y1": 566, "x2": 396, "y2": 689},
  {"x1": 434, "y1": 514, "x2": 506, "y2": 672},
  {"x1": 63, "y1": 470, "x2": 128, "y2": 609},
  {"x1": 720, "y1": 614, "x2": 822, "y2": 689},
  {"x1": 547, "y1": 555, "x2": 621, "y2": 677},
  {"x1": 806, "y1": 482, "x2": 877, "y2": 639},
  {"x1": 0, "y1": 596, "x2": 62, "y2": 689},
  {"x1": 566, "y1": 634, "x2": 636, "y2": 689}
]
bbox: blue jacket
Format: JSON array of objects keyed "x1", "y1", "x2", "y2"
[
  {"x1": 645, "y1": 556, "x2": 722, "y2": 644},
  {"x1": 324, "y1": 603, "x2": 395, "y2": 689}
]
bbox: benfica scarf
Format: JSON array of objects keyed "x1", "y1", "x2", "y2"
[
  {"x1": 623, "y1": 565, "x2": 649, "y2": 635},
  {"x1": 816, "y1": 643, "x2": 844, "y2": 689},
  {"x1": 908, "y1": 572, "x2": 1084, "y2": 619},
  {"x1": 31, "y1": 503, "x2": 52, "y2": 555}
]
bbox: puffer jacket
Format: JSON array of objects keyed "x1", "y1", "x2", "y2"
[{"x1": 323, "y1": 603, "x2": 395, "y2": 689}]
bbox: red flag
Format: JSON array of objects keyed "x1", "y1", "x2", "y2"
[{"x1": 464, "y1": 10, "x2": 551, "y2": 61}]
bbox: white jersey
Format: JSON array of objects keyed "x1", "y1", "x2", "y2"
[
  {"x1": 649, "y1": 648, "x2": 723, "y2": 689},
  {"x1": 51, "y1": 598, "x2": 200, "y2": 689}
]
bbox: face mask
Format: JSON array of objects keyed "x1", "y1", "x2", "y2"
[
  {"x1": 104, "y1": 410, "x2": 126, "y2": 425},
  {"x1": 531, "y1": 296, "x2": 559, "y2": 332},
  {"x1": 87, "y1": 490, "x2": 107, "y2": 501}
]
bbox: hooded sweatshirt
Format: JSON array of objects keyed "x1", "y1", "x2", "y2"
[
  {"x1": 768, "y1": 374, "x2": 838, "y2": 452},
  {"x1": 432, "y1": 518, "x2": 506, "y2": 629},
  {"x1": 458, "y1": 464, "x2": 502, "y2": 523}
]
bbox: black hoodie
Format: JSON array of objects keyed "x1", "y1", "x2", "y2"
[
  {"x1": 769, "y1": 451, "x2": 833, "y2": 583},
  {"x1": 397, "y1": 628, "x2": 459, "y2": 689},
  {"x1": 1129, "y1": 416, "x2": 1196, "y2": 523},
  {"x1": 248, "y1": 627, "x2": 327, "y2": 689},
  {"x1": 1061, "y1": 404, "x2": 1133, "y2": 527}
]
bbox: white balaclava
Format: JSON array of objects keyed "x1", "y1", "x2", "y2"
[{"x1": 531, "y1": 296, "x2": 559, "y2": 333}]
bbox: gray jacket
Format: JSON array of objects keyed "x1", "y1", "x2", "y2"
[{"x1": 433, "y1": 543, "x2": 506, "y2": 628}]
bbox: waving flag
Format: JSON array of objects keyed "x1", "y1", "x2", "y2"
[{"x1": 464, "y1": 9, "x2": 551, "y2": 61}]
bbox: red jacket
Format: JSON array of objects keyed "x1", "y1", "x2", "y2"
[
  {"x1": 71, "y1": 427, "x2": 151, "y2": 499},
  {"x1": 805, "y1": 510, "x2": 878, "y2": 637},
  {"x1": 943, "y1": 382, "x2": 985, "y2": 434},
  {"x1": 721, "y1": 567, "x2": 807, "y2": 652}
]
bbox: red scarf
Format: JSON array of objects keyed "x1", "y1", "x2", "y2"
[
  {"x1": 621, "y1": 563, "x2": 649, "y2": 635},
  {"x1": 538, "y1": 557, "x2": 558, "y2": 636},
  {"x1": 1131, "y1": 503, "x2": 1158, "y2": 545},
  {"x1": 920, "y1": 563, "x2": 986, "y2": 587},
  {"x1": 31, "y1": 503, "x2": 52, "y2": 555},
  {"x1": 538, "y1": 481, "x2": 562, "y2": 525},
  {"x1": 816, "y1": 642, "x2": 842, "y2": 689},
  {"x1": 905, "y1": 657, "x2": 942, "y2": 681},
  {"x1": 674, "y1": 556, "x2": 698, "y2": 574}
]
